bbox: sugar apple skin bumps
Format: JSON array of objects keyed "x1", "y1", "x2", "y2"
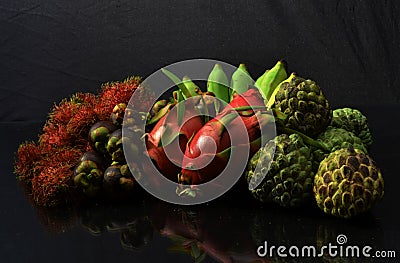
[
  {"x1": 313, "y1": 148, "x2": 384, "y2": 218},
  {"x1": 331, "y1": 108, "x2": 373, "y2": 148},
  {"x1": 246, "y1": 134, "x2": 314, "y2": 208},
  {"x1": 312, "y1": 126, "x2": 368, "y2": 171},
  {"x1": 274, "y1": 76, "x2": 332, "y2": 137}
]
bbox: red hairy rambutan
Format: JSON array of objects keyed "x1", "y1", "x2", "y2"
[
  {"x1": 32, "y1": 165, "x2": 74, "y2": 207},
  {"x1": 48, "y1": 100, "x2": 79, "y2": 126},
  {"x1": 48, "y1": 92, "x2": 97, "y2": 126},
  {"x1": 127, "y1": 84, "x2": 157, "y2": 113},
  {"x1": 70, "y1": 92, "x2": 97, "y2": 106},
  {"x1": 15, "y1": 76, "x2": 145, "y2": 207},
  {"x1": 46, "y1": 147, "x2": 83, "y2": 167},
  {"x1": 15, "y1": 141, "x2": 43, "y2": 182},
  {"x1": 31, "y1": 147, "x2": 83, "y2": 207},
  {"x1": 44, "y1": 92, "x2": 97, "y2": 149},
  {"x1": 39, "y1": 122, "x2": 72, "y2": 149},
  {"x1": 66, "y1": 104, "x2": 98, "y2": 139},
  {"x1": 95, "y1": 76, "x2": 142, "y2": 120},
  {"x1": 33, "y1": 147, "x2": 83, "y2": 178}
]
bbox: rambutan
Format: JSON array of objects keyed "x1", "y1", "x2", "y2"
[
  {"x1": 40, "y1": 107, "x2": 96, "y2": 151},
  {"x1": 15, "y1": 76, "x2": 146, "y2": 207},
  {"x1": 31, "y1": 147, "x2": 83, "y2": 207},
  {"x1": 66, "y1": 104, "x2": 98, "y2": 139},
  {"x1": 47, "y1": 147, "x2": 83, "y2": 166},
  {"x1": 48, "y1": 92, "x2": 97, "y2": 126},
  {"x1": 39, "y1": 121, "x2": 72, "y2": 149},
  {"x1": 70, "y1": 92, "x2": 97, "y2": 106},
  {"x1": 43, "y1": 92, "x2": 97, "y2": 149},
  {"x1": 95, "y1": 76, "x2": 142, "y2": 120},
  {"x1": 127, "y1": 84, "x2": 156, "y2": 113},
  {"x1": 15, "y1": 141, "x2": 43, "y2": 182},
  {"x1": 48, "y1": 100, "x2": 79, "y2": 126},
  {"x1": 33, "y1": 147, "x2": 83, "y2": 179},
  {"x1": 32, "y1": 165, "x2": 74, "y2": 207}
]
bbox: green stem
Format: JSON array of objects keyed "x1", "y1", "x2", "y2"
[
  {"x1": 229, "y1": 105, "x2": 266, "y2": 112},
  {"x1": 217, "y1": 112, "x2": 240, "y2": 132},
  {"x1": 281, "y1": 127, "x2": 330, "y2": 152}
]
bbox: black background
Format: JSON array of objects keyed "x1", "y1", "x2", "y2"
[
  {"x1": 1, "y1": 1, "x2": 399, "y2": 263},
  {"x1": 1, "y1": 0, "x2": 399, "y2": 122}
]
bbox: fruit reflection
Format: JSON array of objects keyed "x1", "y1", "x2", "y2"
[
  {"x1": 28, "y1": 195, "x2": 383, "y2": 263},
  {"x1": 149, "y1": 200, "x2": 267, "y2": 263},
  {"x1": 78, "y1": 201, "x2": 153, "y2": 251}
]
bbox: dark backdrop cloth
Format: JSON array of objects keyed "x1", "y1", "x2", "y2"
[{"x1": 0, "y1": 0, "x2": 399, "y2": 122}]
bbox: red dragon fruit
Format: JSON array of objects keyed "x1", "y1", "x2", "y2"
[
  {"x1": 179, "y1": 88, "x2": 274, "y2": 186},
  {"x1": 145, "y1": 98, "x2": 204, "y2": 181}
]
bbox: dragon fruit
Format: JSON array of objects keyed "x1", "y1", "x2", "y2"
[
  {"x1": 145, "y1": 98, "x2": 204, "y2": 181},
  {"x1": 179, "y1": 88, "x2": 274, "y2": 186}
]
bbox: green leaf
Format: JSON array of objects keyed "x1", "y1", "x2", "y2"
[
  {"x1": 191, "y1": 242, "x2": 200, "y2": 258},
  {"x1": 255, "y1": 69, "x2": 268, "y2": 89},
  {"x1": 182, "y1": 76, "x2": 200, "y2": 97},
  {"x1": 215, "y1": 145, "x2": 233, "y2": 159},
  {"x1": 185, "y1": 132, "x2": 195, "y2": 150},
  {"x1": 258, "y1": 60, "x2": 287, "y2": 100},
  {"x1": 194, "y1": 253, "x2": 207, "y2": 263},
  {"x1": 159, "y1": 124, "x2": 184, "y2": 147},
  {"x1": 207, "y1": 64, "x2": 230, "y2": 103},
  {"x1": 177, "y1": 89, "x2": 185, "y2": 126},
  {"x1": 191, "y1": 243, "x2": 207, "y2": 263},
  {"x1": 200, "y1": 95, "x2": 210, "y2": 123},
  {"x1": 162, "y1": 68, "x2": 192, "y2": 98},
  {"x1": 167, "y1": 245, "x2": 189, "y2": 254},
  {"x1": 230, "y1": 63, "x2": 253, "y2": 97}
]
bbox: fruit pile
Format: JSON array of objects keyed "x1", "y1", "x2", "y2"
[
  {"x1": 15, "y1": 61, "x2": 384, "y2": 218},
  {"x1": 15, "y1": 77, "x2": 152, "y2": 206}
]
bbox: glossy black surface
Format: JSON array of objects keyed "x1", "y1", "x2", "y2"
[{"x1": 1, "y1": 106, "x2": 399, "y2": 262}]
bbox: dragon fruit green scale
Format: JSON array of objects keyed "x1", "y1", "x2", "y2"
[
  {"x1": 313, "y1": 148, "x2": 384, "y2": 218},
  {"x1": 246, "y1": 134, "x2": 314, "y2": 208},
  {"x1": 274, "y1": 77, "x2": 332, "y2": 137}
]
